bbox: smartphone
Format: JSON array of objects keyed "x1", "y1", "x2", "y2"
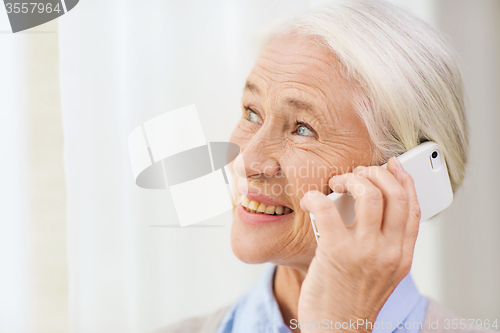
[{"x1": 309, "y1": 141, "x2": 453, "y2": 242}]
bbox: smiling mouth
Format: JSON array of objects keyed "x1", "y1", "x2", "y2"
[{"x1": 241, "y1": 196, "x2": 294, "y2": 216}]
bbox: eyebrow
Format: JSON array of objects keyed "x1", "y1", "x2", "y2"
[
  {"x1": 244, "y1": 80, "x2": 316, "y2": 113},
  {"x1": 284, "y1": 98, "x2": 314, "y2": 112},
  {"x1": 244, "y1": 81, "x2": 260, "y2": 95}
]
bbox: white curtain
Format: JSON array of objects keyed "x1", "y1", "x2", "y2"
[
  {"x1": 56, "y1": 0, "x2": 449, "y2": 332},
  {"x1": 0, "y1": 17, "x2": 31, "y2": 331},
  {"x1": 58, "y1": 1, "x2": 311, "y2": 331},
  {"x1": 0, "y1": 13, "x2": 68, "y2": 333},
  {"x1": 55, "y1": 0, "x2": 499, "y2": 332},
  {"x1": 2, "y1": 0, "x2": 498, "y2": 332}
]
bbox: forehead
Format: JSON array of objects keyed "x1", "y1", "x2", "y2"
[
  {"x1": 255, "y1": 35, "x2": 344, "y2": 85},
  {"x1": 246, "y1": 34, "x2": 352, "y2": 113}
]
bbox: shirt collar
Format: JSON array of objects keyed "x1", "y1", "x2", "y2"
[{"x1": 217, "y1": 263, "x2": 424, "y2": 333}]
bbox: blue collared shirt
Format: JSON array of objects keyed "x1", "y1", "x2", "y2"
[{"x1": 216, "y1": 263, "x2": 428, "y2": 333}]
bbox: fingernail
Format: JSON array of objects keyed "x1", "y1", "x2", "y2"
[
  {"x1": 330, "y1": 175, "x2": 339, "y2": 181},
  {"x1": 395, "y1": 168, "x2": 402, "y2": 182},
  {"x1": 393, "y1": 157, "x2": 403, "y2": 170}
]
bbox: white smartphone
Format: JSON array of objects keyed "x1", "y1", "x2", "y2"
[{"x1": 309, "y1": 141, "x2": 453, "y2": 242}]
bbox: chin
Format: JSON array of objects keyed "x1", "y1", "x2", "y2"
[
  {"x1": 230, "y1": 207, "x2": 293, "y2": 264},
  {"x1": 230, "y1": 236, "x2": 269, "y2": 264}
]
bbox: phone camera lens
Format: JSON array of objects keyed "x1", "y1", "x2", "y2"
[{"x1": 431, "y1": 151, "x2": 438, "y2": 159}]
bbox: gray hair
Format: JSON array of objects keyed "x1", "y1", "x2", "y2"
[{"x1": 260, "y1": 0, "x2": 468, "y2": 191}]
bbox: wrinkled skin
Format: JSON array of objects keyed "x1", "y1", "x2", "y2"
[{"x1": 228, "y1": 34, "x2": 420, "y2": 332}]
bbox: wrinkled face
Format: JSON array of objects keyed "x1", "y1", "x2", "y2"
[{"x1": 229, "y1": 34, "x2": 375, "y2": 269}]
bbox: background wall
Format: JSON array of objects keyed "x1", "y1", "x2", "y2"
[
  {"x1": 437, "y1": 0, "x2": 500, "y2": 320},
  {"x1": 0, "y1": 1, "x2": 498, "y2": 332}
]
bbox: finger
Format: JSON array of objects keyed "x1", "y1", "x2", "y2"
[
  {"x1": 355, "y1": 161, "x2": 409, "y2": 238},
  {"x1": 300, "y1": 190, "x2": 346, "y2": 243},
  {"x1": 328, "y1": 173, "x2": 384, "y2": 236},
  {"x1": 397, "y1": 168, "x2": 421, "y2": 261}
]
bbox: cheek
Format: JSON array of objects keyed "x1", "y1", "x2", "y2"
[
  {"x1": 280, "y1": 141, "x2": 368, "y2": 209},
  {"x1": 229, "y1": 125, "x2": 251, "y2": 148},
  {"x1": 280, "y1": 153, "x2": 333, "y2": 210},
  {"x1": 229, "y1": 121, "x2": 269, "y2": 154}
]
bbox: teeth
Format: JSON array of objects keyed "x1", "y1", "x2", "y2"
[
  {"x1": 265, "y1": 205, "x2": 276, "y2": 215},
  {"x1": 241, "y1": 197, "x2": 250, "y2": 208},
  {"x1": 257, "y1": 203, "x2": 266, "y2": 213},
  {"x1": 240, "y1": 197, "x2": 292, "y2": 216},
  {"x1": 248, "y1": 200, "x2": 259, "y2": 213}
]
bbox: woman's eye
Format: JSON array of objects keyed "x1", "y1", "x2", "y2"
[
  {"x1": 246, "y1": 109, "x2": 262, "y2": 123},
  {"x1": 296, "y1": 124, "x2": 315, "y2": 137}
]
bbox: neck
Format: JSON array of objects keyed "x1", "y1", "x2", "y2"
[{"x1": 273, "y1": 264, "x2": 308, "y2": 333}]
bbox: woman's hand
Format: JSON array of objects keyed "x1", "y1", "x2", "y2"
[{"x1": 298, "y1": 157, "x2": 421, "y2": 333}]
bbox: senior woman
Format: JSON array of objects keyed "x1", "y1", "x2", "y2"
[{"x1": 165, "y1": 1, "x2": 491, "y2": 333}]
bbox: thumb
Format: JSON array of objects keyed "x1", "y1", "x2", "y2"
[{"x1": 300, "y1": 190, "x2": 346, "y2": 243}]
